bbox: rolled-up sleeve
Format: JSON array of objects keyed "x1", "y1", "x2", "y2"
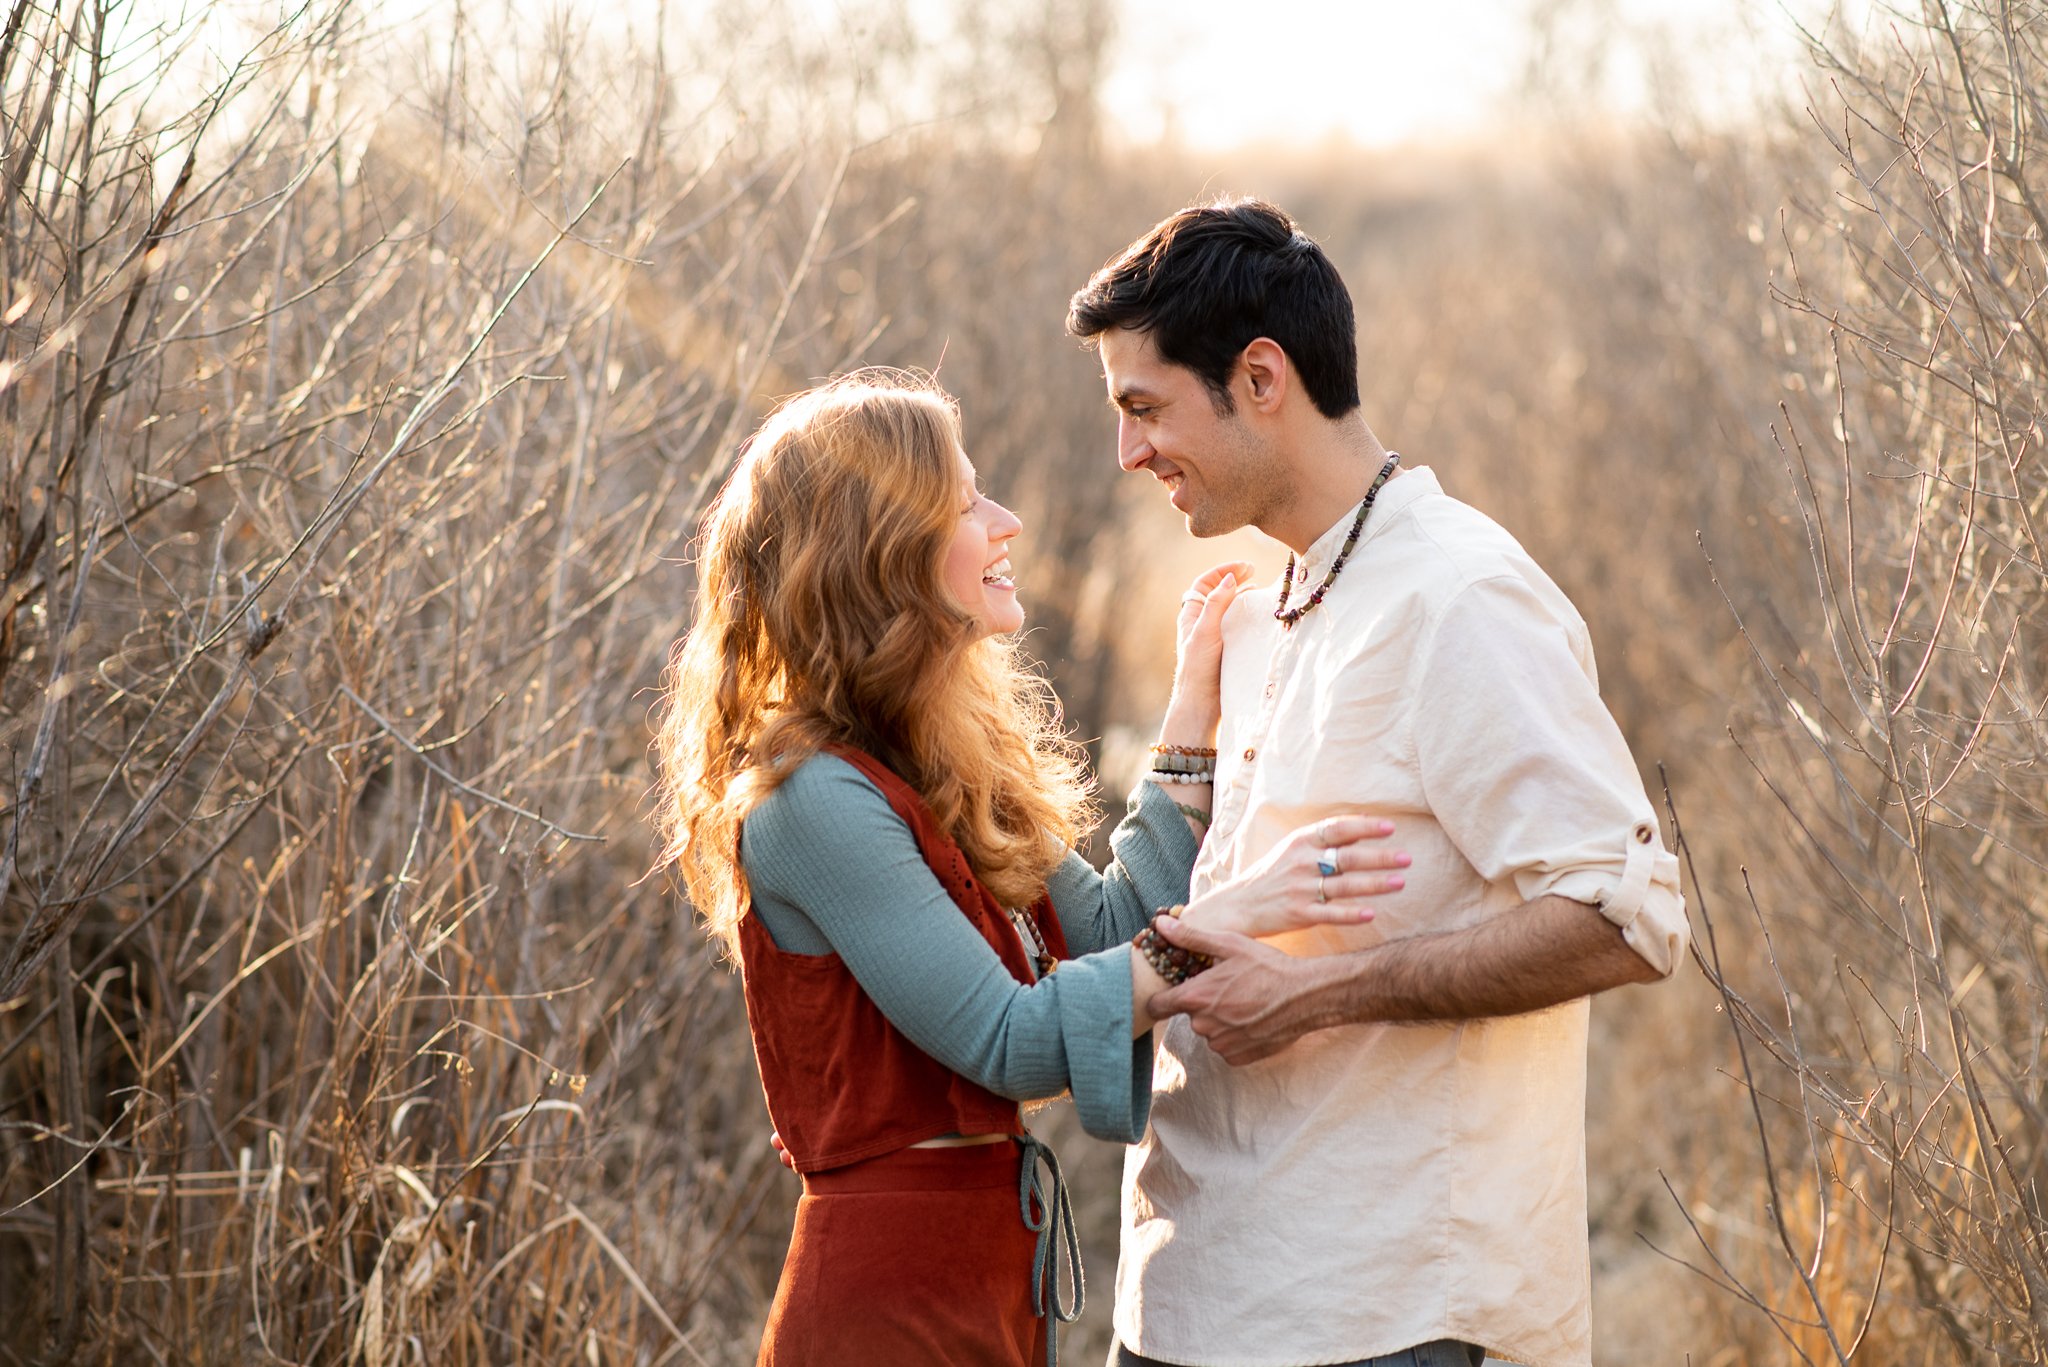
[{"x1": 1409, "y1": 574, "x2": 1688, "y2": 976}]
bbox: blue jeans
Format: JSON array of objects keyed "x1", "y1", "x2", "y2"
[{"x1": 1113, "y1": 1341, "x2": 1487, "y2": 1367}]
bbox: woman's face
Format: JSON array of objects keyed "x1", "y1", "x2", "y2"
[{"x1": 941, "y1": 448, "x2": 1025, "y2": 637}]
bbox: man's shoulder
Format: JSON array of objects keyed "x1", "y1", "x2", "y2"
[
  {"x1": 1397, "y1": 482, "x2": 1528, "y2": 571},
  {"x1": 1363, "y1": 482, "x2": 1588, "y2": 658},
  {"x1": 1387, "y1": 480, "x2": 1572, "y2": 610}
]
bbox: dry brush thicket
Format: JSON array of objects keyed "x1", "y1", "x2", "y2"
[
  {"x1": 1669, "y1": 7, "x2": 2048, "y2": 1360},
  {"x1": 0, "y1": 0, "x2": 2042, "y2": 1363},
  {"x1": 1346, "y1": 4, "x2": 2045, "y2": 1358}
]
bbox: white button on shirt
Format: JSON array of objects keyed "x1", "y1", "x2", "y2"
[{"x1": 1113, "y1": 467, "x2": 1687, "y2": 1367}]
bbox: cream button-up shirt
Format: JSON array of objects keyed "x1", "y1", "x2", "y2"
[{"x1": 1114, "y1": 466, "x2": 1687, "y2": 1367}]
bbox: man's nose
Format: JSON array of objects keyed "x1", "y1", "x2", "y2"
[{"x1": 1116, "y1": 413, "x2": 1150, "y2": 471}]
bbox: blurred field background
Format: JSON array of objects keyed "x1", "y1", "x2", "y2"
[{"x1": 3, "y1": 0, "x2": 2044, "y2": 1362}]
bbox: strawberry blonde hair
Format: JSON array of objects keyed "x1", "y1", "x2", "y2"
[{"x1": 652, "y1": 370, "x2": 1096, "y2": 955}]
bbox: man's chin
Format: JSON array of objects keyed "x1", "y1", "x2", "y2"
[{"x1": 1182, "y1": 507, "x2": 1244, "y2": 539}]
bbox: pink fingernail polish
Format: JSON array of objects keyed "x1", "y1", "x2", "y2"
[
  {"x1": 1396, "y1": 853, "x2": 1412, "y2": 867},
  {"x1": 1388, "y1": 875, "x2": 1405, "y2": 890}
]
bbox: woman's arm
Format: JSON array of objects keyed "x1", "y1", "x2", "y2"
[
  {"x1": 1042, "y1": 780, "x2": 1200, "y2": 954},
  {"x1": 743, "y1": 755, "x2": 1155, "y2": 1141},
  {"x1": 744, "y1": 759, "x2": 1407, "y2": 1133},
  {"x1": 1044, "y1": 564, "x2": 1243, "y2": 951}
]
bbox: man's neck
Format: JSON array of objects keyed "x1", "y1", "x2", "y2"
[{"x1": 1259, "y1": 413, "x2": 1392, "y2": 554}]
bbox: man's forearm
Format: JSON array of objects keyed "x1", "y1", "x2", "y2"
[
  {"x1": 1145, "y1": 892, "x2": 1667, "y2": 1065},
  {"x1": 1298, "y1": 894, "x2": 1663, "y2": 1027}
]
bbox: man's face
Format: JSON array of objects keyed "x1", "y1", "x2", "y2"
[{"x1": 1097, "y1": 327, "x2": 1283, "y2": 538}]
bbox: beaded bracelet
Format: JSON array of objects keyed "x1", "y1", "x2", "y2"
[
  {"x1": 1133, "y1": 921, "x2": 1213, "y2": 985},
  {"x1": 1149, "y1": 769, "x2": 1215, "y2": 785},
  {"x1": 1150, "y1": 743, "x2": 1219, "y2": 758},
  {"x1": 1173, "y1": 802, "x2": 1211, "y2": 829},
  {"x1": 1149, "y1": 752, "x2": 1214, "y2": 774}
]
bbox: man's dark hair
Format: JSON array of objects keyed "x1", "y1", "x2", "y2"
[{"x1": 1066, "y1": 198, "x2": 1360, "y2": 420}]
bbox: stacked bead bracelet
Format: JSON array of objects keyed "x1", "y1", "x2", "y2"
[
  {"x1": 1148, "y1": 742, "x2": 1216, "y2": 786},
  {"x1": 1133, "y1": 909, "x2": 1213, "y2": 986}
]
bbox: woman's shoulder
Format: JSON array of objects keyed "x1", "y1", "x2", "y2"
[{"x1": 740, "y1": 752, "x2": 902, "y2": 864}]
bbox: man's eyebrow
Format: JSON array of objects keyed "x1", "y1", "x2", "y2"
[{"x1": 1108, "y1": 385, "x2": 1161, "y2": 410}]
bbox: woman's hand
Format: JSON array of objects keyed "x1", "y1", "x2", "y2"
[
  {"x1": 1159, "y1": 561, "x2": 1253, "y2": 748},
  {"x1": 1185, "y1": 815, "x2": 1407, "y2": 938}
]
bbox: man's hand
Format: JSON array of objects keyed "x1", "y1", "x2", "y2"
[
  {"x1": 1148, "y1": 894, "x2": 1664, "y2": 1066},
  {"x1": 1144, "y1": 917, "x2": 1334, "y2": 1065}
]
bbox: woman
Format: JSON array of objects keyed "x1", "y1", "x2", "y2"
[{"x1": 652, "y1": 370, "x2": 1406, "y2": 1366}]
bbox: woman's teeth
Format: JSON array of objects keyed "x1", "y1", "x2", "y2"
[{"x1": 982, "y1": 558, "x2": 1014, "y2": 588}]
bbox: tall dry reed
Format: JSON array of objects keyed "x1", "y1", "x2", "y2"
[{"x1": 6, "y1": 0, "x2": 2042, "y2": 1362}]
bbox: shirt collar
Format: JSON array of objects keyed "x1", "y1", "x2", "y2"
[{"x1": 1294, "y1": 464, "x2": 1440, "y2": 580}]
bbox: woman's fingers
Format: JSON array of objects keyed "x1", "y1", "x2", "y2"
[
  {"x1": 1290, "y1": 814, "x2": 1408, "y2": 927},
  {"x1": 1286, "y1": 870, "x2": 1393, "y2": 927},
  {"x1": 1322, "y1": 870, "x2": 1403, "y2": 899},
  {"x1": 1312, "y1": 843, "x2": 1411, "y2": 874},
  {"x1": 1177, "y1": 563, "x2": 1254, "y2": 631},
  {"x1": 1295, "y1": 898, "x2": 1376, "y2": 924},
  {"x1": 1304, "y1": 814, "x2": 1397, "y2": 846},
  {"x1": 1186, "y1": 560, "x2": 1256, "y2": 596},
  {"x1": 1196, "y1": 572, "x2": 1239, "y2": 621},
  {"x1": 1180, "y1": 568, "x2": 1244, "y2": 622}
]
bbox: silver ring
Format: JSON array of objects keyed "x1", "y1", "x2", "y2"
[
  {"x1": 1317, "y1": 872, "x2": 1328, "y2": 903},
  {"x1": 1181, "y1": 592, "x2": 1206, "y2": 606},
  {"x1": 1317, "y1": 848, "x2": 1340, "y2": 878}
]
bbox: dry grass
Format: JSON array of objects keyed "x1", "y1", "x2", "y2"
[{"x1": 2, "y1": 0, "x2": 2042, "y2": 1363}]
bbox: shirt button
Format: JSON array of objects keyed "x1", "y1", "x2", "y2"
[
  {"x1": 1263, "y1": 682, "x2": 1276, "y2": 699},
  {"x1": 1243, "y1": 747, "x2": 1257, "y2": 762}
]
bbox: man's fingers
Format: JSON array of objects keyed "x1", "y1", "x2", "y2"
[
  {"x1": 1150, "y1": 913, "x2": 1255, "y2": 959},
  {"x1": 1145, "y1": 984, "x2": 1190, "y2": 1020},
  {"x1": 1222, "y1": 1037, "x2": 1287, "y2": 1066}
]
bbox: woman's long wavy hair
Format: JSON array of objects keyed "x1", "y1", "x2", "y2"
[{"x1": 653, "y1": 370, "x2": 1097, "y2": 957}]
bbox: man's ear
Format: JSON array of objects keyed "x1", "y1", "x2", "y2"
[{"x1": 1238, "y1": 338, "x2": 1289, "y2": 414}]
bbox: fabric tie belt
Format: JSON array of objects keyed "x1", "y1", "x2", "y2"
[{"x1": 1017, "y1": 1133, "x2": 1081, "y2": 1365}]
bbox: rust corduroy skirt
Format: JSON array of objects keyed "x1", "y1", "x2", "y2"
[{"x1": 759, "y1": 1142, "x2": 1050, "y2": 1367}]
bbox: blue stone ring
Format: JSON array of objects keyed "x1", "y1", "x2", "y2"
[{"x1": 1317, "y1": 850, "x2": 1341, "y2": 878}]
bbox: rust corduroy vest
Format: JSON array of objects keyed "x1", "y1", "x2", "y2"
[{"x1": 736, "y1": 746, "x2": 1071, "y2": 1173}]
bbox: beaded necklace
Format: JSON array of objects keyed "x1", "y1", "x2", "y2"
[
  {"x1": 1273, "y1": 452, "x2": 1401, "y2": 629},
  {"x1": 1008, "y1": 906, "x2": 1057, "y2": 978}
]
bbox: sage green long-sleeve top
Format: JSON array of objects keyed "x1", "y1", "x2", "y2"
[{"x1": 738, "y1": 754, "x2": 1200, "y2": 1143}]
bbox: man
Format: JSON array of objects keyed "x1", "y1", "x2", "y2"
[{"x1": 1066, "y1": 200, "x2": 1688, "y2": 1367}]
